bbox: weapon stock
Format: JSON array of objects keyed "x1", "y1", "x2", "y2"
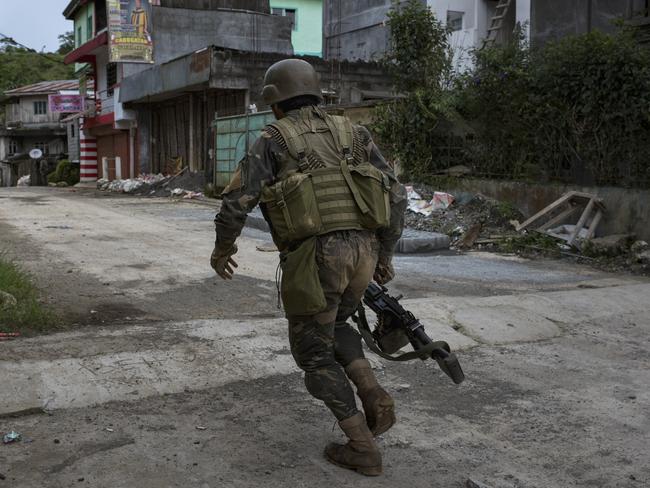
[{"x1": 354, "y1": 282, "x2": 465, "y2": 385}]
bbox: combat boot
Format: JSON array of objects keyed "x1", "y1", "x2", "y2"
[
  {"x1": 345, "y1": 359, "x2": 396, "y2": 436},
  {"x1": 324, "y1": 412, "x2": 382, "y2": 476}
]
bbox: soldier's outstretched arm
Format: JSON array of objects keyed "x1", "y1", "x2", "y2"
[
  {"x1": 356, "y1": 126, "x2": 407, "y2": 284},
  {"x1": 212, "y1": 134, "x2": 278, "y2": 279}
]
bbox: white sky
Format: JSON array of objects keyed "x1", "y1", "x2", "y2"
[{"x1": 0, "y1": 1, "x2": 73, "y2": 52}]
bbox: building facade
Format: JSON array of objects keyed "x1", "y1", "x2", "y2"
[
  {"x1": 0, "y1": 80, "x2": 80, "y2": 186},
  {"x1": 324, "y1": 0, "x2": 641, "y2": 71},
  {"x1": 270, "y1": 0, "x2": 323, "y2": 56},
  {"x1": 62, "y1": 0, "x2": 293, "y2": 182}
]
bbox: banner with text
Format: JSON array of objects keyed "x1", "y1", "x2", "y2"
[
  {"x1": 48, "y1": 94, "x2": 85, "y2": 113},
  {"x1": 107, "y1": 0, "x2": 158, "y2": 64}
]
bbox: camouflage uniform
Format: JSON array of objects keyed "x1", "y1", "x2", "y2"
[{"x1": 214, "y1": 107, "x2": 407, "y2": 421}]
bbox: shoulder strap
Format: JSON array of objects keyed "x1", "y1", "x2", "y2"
[
  {"x1": 323, "y1": 114, "x2": 354, "y2": 161},
  {"x1": 268, "y1": 118, "x2": 310, "y2": 171}
]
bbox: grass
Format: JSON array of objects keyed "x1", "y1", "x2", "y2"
[{"x1": 0, "y1": 256, "x2": 58, "y2": 333}]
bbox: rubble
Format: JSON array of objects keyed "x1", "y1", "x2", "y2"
[
  {"x1": 404, "y1": 184, "x2": 522, "y2": 249},
  {"x1": 96, "y1": 171, "x2": 206, "y2": 199},
  {"x1": 16, "y1": 175, "x2": 30, "y2": 187}
]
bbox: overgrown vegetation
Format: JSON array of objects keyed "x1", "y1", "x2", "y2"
[
  {"x1": 0, "y1": 33, "x2": 74, "y2": 93},
  {"x1": 374, "y1": 2, "x2": 650, "y2": 188},
  {"x1": 48, "y1": 160, "x2": 80, "y2": 186},
  {"x1": 0, "y1": 256, "x2": 57, "y2": 333}
]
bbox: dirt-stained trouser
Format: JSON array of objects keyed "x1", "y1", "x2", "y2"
[{"x1": 287, "y1": 230, "x2": 378, "y2": 420}]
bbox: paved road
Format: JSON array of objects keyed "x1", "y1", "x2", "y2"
[{"x1": 0, "y1": 187, "x2": 648, "y2": 488}]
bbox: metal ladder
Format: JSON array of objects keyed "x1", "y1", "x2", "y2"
[{"x1": 481, "y1": 0, "x2": 513, "y2": 49}]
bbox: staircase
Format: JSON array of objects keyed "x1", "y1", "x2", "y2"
[{"x1": 482, "y1": 0, "x2": 513, "y2": 49}]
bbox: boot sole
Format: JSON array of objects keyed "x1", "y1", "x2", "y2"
[
  {"x1": 324, "y1": 450, "x2": 383, "y2": 476},
  {"x1": 371, "y1": 411, "x2": 396, "y2": 437}
]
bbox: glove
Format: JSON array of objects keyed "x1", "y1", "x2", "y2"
[
  {"x1": 373, "y1": 255, "x2": 395, "y2": 285},
  {"x1": 211, "y1": 244, "x2": 239, "y2": 280}
]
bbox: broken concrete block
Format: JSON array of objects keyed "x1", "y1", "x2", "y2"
[
  {"x1": 583, "y1": 234, "x2": 636, "y2": 257},
  {"x1": 630, "y1": 240, "x2": 649, "y2": 254},
  {"x1": 395, "y1": 228, "x2": 450, "y2": 254},
  {"x1": 0, "y1": 290, "x2": 18, "y2": 310}
]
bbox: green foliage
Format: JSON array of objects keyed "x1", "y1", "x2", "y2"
[
  {"x1": 372, "y1": 0, "x2": 455, "y2": 178},
  {"x1": 57, "y1": 31, "x2": 75, "y2": 55},
  {"x1": 0, "y1": 256, "x2": 57, "y2": 332},
  {"x1": 0, "y1": 38, "x2": 74, "y2": 93},
  {"x1": 458, "y1": 28, "x2": 650, "y2": 186},
  {"x1": 48, "y1": 160, "x2": 80, "y2": 186}
]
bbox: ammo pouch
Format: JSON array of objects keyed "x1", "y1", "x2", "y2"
[
  {"x1": 279, "y1": 237, "x2": 327, "y2": 316},
  {"x1": 345, "y1": 160, "x2": 391, "y2": 231},
  {"x1": 260, "y1": 173, "x2": 323, "y2": 243},
  {"x1": 261, "y1": 161, "x2": 390, "y2": 242}
]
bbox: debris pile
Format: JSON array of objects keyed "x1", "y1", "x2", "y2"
[
  {"x1": 404, "y1": 184, "x2": 523, "y2": 249},
  {"x1": 96, "y1": 169, "x2": 206, "y2": 198}
]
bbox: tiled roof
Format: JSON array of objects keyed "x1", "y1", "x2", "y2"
[{"x1": 4, "y1": 80, "x2": 80, "y2": 96}]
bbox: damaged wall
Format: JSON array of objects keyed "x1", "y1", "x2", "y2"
[
  {"x1": 152, "y1": 7, "x2": 293, "y2": 64},
  {"x1": 443, "y1": 179, "x2": 650, "y2": 241}
]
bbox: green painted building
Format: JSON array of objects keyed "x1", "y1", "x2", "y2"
[{"x1": 270, "y1": 0, "x2": 323, "y2": 57}]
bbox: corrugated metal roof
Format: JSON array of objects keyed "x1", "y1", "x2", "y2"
[{"x1": 4, "y1": 80, "x2": 80, "y2": 96}]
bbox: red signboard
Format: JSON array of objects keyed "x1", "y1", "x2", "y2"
[{"x1": 48, "y1": 94, "x2": 85, "y2": 113}]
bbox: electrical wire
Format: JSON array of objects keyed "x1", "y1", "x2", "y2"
[{"x1": 0, "y1": 32, "x2": 68, "y2": 65}]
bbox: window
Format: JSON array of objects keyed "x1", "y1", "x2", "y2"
[
  {"x1": 106, "y1": 63, "x2": 118, "y2": 96},
  {"x1": 77, "y1": 26, "x2": 82, "y2": 47},
  {"x1": 272, "y1": 7, "x2": 297, "y2": 31},
  {"x1": 34, "y1": 142, "x2": 49, "y2": 155},
  {"x1": 34, "y1": 101, "x2": 47, "y2": 115},
  {"x1": 87, "y1": 13, "x2": 94, "y2": 39},
  {"x1": 8, "y1": 140, "x2": 18, "y2": 155},
  {"x1": 70, "y1": 123, "x2": 76, "y2": 139},
  {"x1": 447, "y1": 10, "x2": 464, "y2": 31}
]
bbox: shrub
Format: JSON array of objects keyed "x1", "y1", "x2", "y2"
[{"x1": 47, "y1": 159, "x2": 80, "y2": 186}]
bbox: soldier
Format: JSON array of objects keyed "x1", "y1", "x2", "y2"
[{"x1": 211, "y1": 59, "x2": 407, "y2": 476}]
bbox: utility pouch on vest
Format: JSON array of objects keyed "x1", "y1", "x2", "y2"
[
  {"x1": 279, "y1": 237, "x2": 327, "y2": 316},
  {"x1": 343, "y1": 160, "x2": 391, "y2": 230},
  {"x1": 260, "y1": 173, "x2": 323, "y2": 243}
]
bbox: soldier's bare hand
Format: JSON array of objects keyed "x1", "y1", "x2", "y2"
[
  {"x1": 374, "y1": 256, "x2": 395, "y2": 285},
  {"x1": 211, "y1": 245, "x2": 239, "y2": 280}
]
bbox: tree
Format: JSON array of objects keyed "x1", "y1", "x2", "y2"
[
  {"x1": 0, "y1": 36, "x2": 74, "y2": 94},
  {"x1": 57, "y1": 31, "x2": 75, "y2": 55},
  {"x1": 372, "y1": 0, "x2": 455, "y2": 177}
]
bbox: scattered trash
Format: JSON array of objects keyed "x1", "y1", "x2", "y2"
[
  {"x1": 405, "y1": 186, "x2": 455, "y2": 216},
  {"x1": 171, "y1": 188, "x2": 185, "y2": 196},
  {"x1": 256, "y1": 244, "x2": 279, "y2": 252},
  {"x1": 195, "y1": 426, "x2": 207, "y2": 431},
  {"x1": 17, "y1": 175, "x2": 30, "y2": 187},
  {"x1": 0, "y1": 332, "x2": 20, "y2": 342},
  {"x1": 513, "y1": 191, "x2": 605, "y2": 249},
  {"x1": 182, "y1": 191, "x2": 204, "y2": 200},
  {"x1": 2, "y1": 431, "x2": 21, "y2": 444},
  {"x1": 105, "y1": 427, "x2": 114, "y2": 433}
]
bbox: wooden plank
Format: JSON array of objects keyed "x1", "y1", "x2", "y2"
[
  {"x1": 536, "y1": 205, "x2": 580, "y2": 232},
  {"x1": 567, "y1": 198, "x2": 596, "y2": 247},
  {"x1": 584, "y1": 209, "x2": 603, "y2": 240},
  {"x1": 515, "y1": 191, "x2": 577, "y2": 231}
]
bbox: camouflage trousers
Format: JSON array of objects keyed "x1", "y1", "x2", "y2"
[{"x1": 287, "y1": 230, "x2": 379, "y2": 421}]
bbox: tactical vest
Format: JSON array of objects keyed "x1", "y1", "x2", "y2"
[{"x1": 260, "y1": 108, "x2": 391, "y2": 244}]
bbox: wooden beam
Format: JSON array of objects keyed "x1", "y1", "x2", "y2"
[
  {"x1": 567, "y1": 198, "x2": 596, "y2": 247},
  {"x1": 516, "y1": 191, "x2": 577, "y2": 231},
  {"x1": 537, "y1": 205, "x2": 580, "y2": 232}
]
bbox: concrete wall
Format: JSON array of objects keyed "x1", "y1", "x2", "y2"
[
  {"x1": 151, "y1": 7, "x2": 293, "y2": 65},
  {"x1": 323, "y1": 0, "x2": 397, "y2": 61},
  {"x1": 442, "y1": 178, "x2": 650, "y2": 241},
  {"x1": 270, "y1": 0, "x2": 323, "y2": 56},
  {"x1": 160, "y1": 0, "x2": 270, "y2": 12}
]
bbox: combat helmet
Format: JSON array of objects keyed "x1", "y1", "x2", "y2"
[{"x1": 262, "y1": 59, "x2": 323, "y2": 106}]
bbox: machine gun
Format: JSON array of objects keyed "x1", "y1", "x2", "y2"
[{"x1": 353, "y1": 282, "x2": 465, "y2": 385}]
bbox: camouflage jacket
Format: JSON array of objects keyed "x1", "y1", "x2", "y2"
[{"x1": 214, "y1": 108, "x2": 407, "y2": 258}]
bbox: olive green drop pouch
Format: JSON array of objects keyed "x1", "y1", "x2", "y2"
[{"x1": 280, "y1": 237, "x2": 327, "y2": 316}]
